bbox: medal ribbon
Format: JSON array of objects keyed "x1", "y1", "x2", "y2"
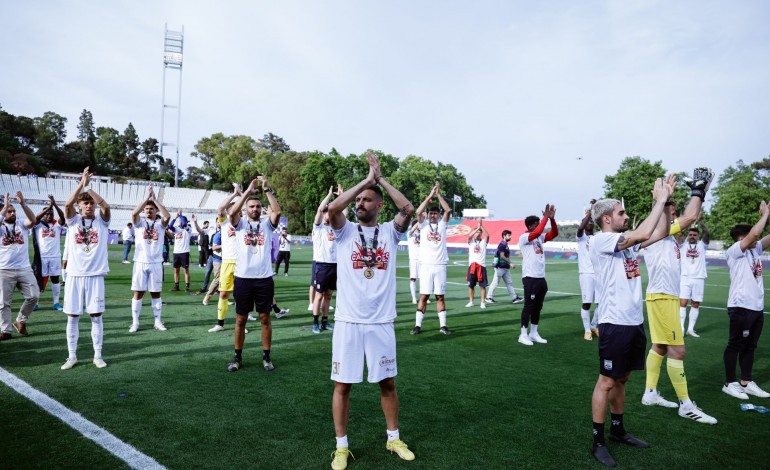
[
  {"x1": 3, "y1": 222, "x2": 16, "y2": 245},
  {"x1": 357, "y1": 224, "x2": 379, "y2": 268},
  {"x1": 81, "y1": 218, "x2": 94, "y2": 250}
]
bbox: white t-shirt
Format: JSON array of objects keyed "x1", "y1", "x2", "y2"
[
  {"x1": 122, "y1": 226, "x2": 134, "y2": 243},
  {"x1": 0, "y1": 218, "x2": 33, "y2": 269},
  {"x1": 35, "y1": 221, "x2": 64, "y2": 258},
  {"x1": 171, "y1": 220, "x2": 191, "y2": 254},
  {"x1": 220, "y1": 220, "x2": 238, "y2": 261},
  {"x1": 591, "y1": 232, "x2": 643, "y2": 326},
  {"x1": 418, "y1": 220, "x2": 448, "y2": 265},
  {"x1": 65, "y1": 214, "x2": 110, "y2": 276},
  {"x1": 468, "y1": 238, "x2": 487, "y2": 266},
  {"x1": 643, "y1": 236, "x2": 680, "y2": 297},
  {"x1": 519, "y1": 232, "x2": 546, "y2": 278},
  {"x1": 408, "y1": 228, "x2": 420, "y2": 261},
  {"x1": 233, "y1": 216, "x2": 276, "y2": 279},
  {"x1": 278, "y1": 233, "x2": 291, "y2": 252},
  {"x1": 312, "y1": 224, "x2": 336, "y2": 263},
  {"x1": 680, "y1": 240, "x2": 708, "y2": 279},
  {"x1": 334, "y1": 221, "x2": 401, "y2": 323},
  {"x1": 133, "y1": 218, "x2": 165, "y2": 263},
  {"x1": 576, "y1": 233, "x2": 594, "y2": 275},
  {"x1": 726, "y1": 242, "x2": 764, "y2": 311}
]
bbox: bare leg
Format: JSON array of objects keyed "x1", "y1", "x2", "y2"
[{"x1": 333, "y1": 382, "x2": 352, "y2": 437}]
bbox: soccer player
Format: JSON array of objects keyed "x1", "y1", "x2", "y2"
[
  {"x1": 129, "y1": 187, "x2": 171, "y2": 333},
  {"x1": 169, "y1": 208, "x2": 191, "y2": 292},
  {"x1": 721, "y1": 205, "x2": 770, "y2": 400},
  {"x1": 0, "y1": 191, "x2": 40, "y2": 340},
  {"x1": 577, "y1": 201, "x2": 599, "y2": 340},
  {"x1": 588, "y1": 177, "x2": 671, "y2": 467},
  {"x1": 465, "y1": 220, "x2": 489, "y2": 309},
  {"x1": 640, "y1": 170, "x2": 716, "y2": 425},
  {"x1": 486, "y1": 230, "x2": 523, "y2": 305},
  {"x1": 327, "y1": 152, "x2": 415, "y2": 470},
  {"x1": 193, "y1": 217, "x2": 214, "y2": 294},
  {"x1": 34, "y1": 195, "x2": 66, "y2": 311},
  {"x1": 275, "y1": 227, "x2": 291, "y2": 276},
  {"x1": 121, "y1": 222, "x2": 134, "y2": 263},
  {"x1": 679, "y1": 221, "x2": 710, "y2": 337},
  {"x1": 226, "y1": 176, "x2": 280, "y2": 372},
  {"x1": 311, "y1": 186, "x2": 339, "y2": 334},
  {"x1": 407, "y1": 220, "x2": 420, "y2": 304},
  {"x1": 61, "y1": 167, "x2": 110, "y2": 370},
  {"x1": 517, "y1": 204, "x2": 558, "y2": 346},
  {"x1": 411, "y1": 181, "x2": 452, "y2": 336},
  {"x1": 208, "y1": 184, "x2": 241, "y2": 332},
  {"x1": 201, "y1": 219, "x2": 222, "y2": 307}
]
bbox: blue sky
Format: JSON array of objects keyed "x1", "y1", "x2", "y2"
[{"x1": 2, "y1": 1, "x2": 769, "y2": 220}]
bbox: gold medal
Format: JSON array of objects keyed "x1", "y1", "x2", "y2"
[
  {"x1": 364, "y1": 268, "x2": 374, "y2": 279},
  {"x1": 251, "y1": 245, "x2": 258, "y2": 254},
  {"x1": 83, "y1": 245, "x2": 91, "y2": 253}
]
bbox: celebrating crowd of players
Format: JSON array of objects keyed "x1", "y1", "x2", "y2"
[{"x1": 0, "y1": 161, "x2": 768, "y2": 469}]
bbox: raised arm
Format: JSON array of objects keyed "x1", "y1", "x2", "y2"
[
  {"x1": 369, "y1": 153, "x2": 414, "y2": 233},
  {"x1": 415, "y1": 183, "x2": 437, "y2": 221},
  {"x1": 65, "y1": 167, "x2": 91, "y2": 219},
  {"x1": 218, "y1": 183, "x2": 242, "y2": 219},
  {"x1": 154, "y1": 190, "x2": 171, "y2": 227},
  {"x1": 435, "y1": 184, "x2": 451, "y2": 223},
  {"x1": 327, "y1": 157, "x2": 378, "y2": 230},
  {"x1": 544, "y1": 205, "x2": 558, "y2": 242},
  {"x1": 34, "y1": 199, "x2": 53, "y2": 223},
  {"x1": 618, "y1": 178, "x2": 672, "y2": 251},
  {"x1": 0, "y1": 193, "x2": 9, "y2": 219},
  {"x1": 479, "y1": 220, "x2": 490, "y2": 243},
  {"x1": 132, "y1": 186, "x2": 154, "y2": 225},
  {"x1": 577, "y1": 200, "x2": 595, "y2": 238},
  {"x1": 14, "y1": 191, "x2": 36, "y2": 229},
  {"x1": 49, "y1": 195, "x2": 66, "y2": 225},
  {"x1": 528, "y1": 204, "x2": 552, "y2": 242},
  {"x1": 700, "y1": 219, "x2": 710, "y2": 245},
  {"x1": 747, "y1": 202, "x2": 770, "y2": 251},
  {"x1": 229, "y1": 179, "x2": 259, "y2": 227},
  {"x1": 259, "y1": 176, "x2": 281, "y2": 227},
  {"x1": 191, "y1": 214, "x2": 204, "y2": 235},
  {"x1": 86, "y1": 186, "x2": 110, "y2": 223},
  {"x1": 315, "y1": 186, "x2": 334, "y2": 225}
]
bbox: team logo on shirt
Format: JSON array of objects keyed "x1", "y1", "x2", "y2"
[
  {"x1": 227, "y1": 226, "x2": 236, "y2": 238},
  {"x1": 686, "y1": 246, "x2": 699, "y2": 259},
  {"x1": 351, "y1": 241, "x2": 389, "y2": 271},
  {"x1": 754, "y1": 260, "x2": 763, "y2": 279},
  {"x1": 75, "y1": 228, "x2": 98, "y2": 246},
  {"x1": 175, "y1": 232, "x2": 184, "y2": 240},
  {"x1": 2, "y1": 230, "x2": 23, "y2": 246},
  {"x1": 427, "y1": 231, "x2": 441, "y2": 243},
  {"x1": 534, "y1": 241, "x2": 543, "y2": 255},
  {"x1": 412, "y1": 233, "x2": 420, "y2": 245},
  {"x1": 41, "y1": 227, "x2": 57, "y2": 238},
  {"x1": 327, "y1": 229, "x2": 335, "y2": 242},
  {"x1": 144, "y1": 229, "x2": 159, "y2": 241},
  {"x1": 245, "y1": 232, "x2": 265, "y2": 246},
  {"x1": 623, "y1": 257, "x2": 640, "y2": 279},
  {"x1": 473, "y1": 245, "x2": 481, "y2": 253},
  {"x1": 673, "y1": 243, "x2": 681, "y2": 260}
]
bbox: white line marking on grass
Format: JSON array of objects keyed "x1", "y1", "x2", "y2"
[{"x1": 0, "y1": 367, "x2": 166, "y2": 470}]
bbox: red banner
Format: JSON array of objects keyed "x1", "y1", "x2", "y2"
[{"x1": 447, "y1": 220, "x2": 528, "y2": 245}]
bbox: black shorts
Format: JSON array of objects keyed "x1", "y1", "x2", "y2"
[
  {"x1": 313, "y1": 262, "x2": 337, "y2": 292},
  {"x1": 309, "y1": 261, "x2": 317, "y2": 286},
  {"x1": 598, "y1": 323, "x2": 646, "y2": 378},
  {"x1": 467, "y1": 266, "x2": 488, "y2": 288},
  {"x1": 233, "y1": 276, "x2": 275, "y2": 315},
  {"x1": 173, "y1": 252, "x2": 190, "y2": 269}
]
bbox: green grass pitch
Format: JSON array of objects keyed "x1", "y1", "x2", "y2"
[{"x1": 1, "y1": 245, "x2": 768, "y2": 469}]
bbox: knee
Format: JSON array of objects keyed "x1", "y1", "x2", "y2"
[
  {"x1": 235, "y1": 315, "x2": 248, "y2": 327},
  {"x1": 260, "y1": 313, "x2": 271, "y2": 327},
  {"x1": 379, "y1": 378, "x2": 396, "y2": 394}
]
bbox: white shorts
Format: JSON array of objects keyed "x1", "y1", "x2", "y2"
[
  {"x1": 41, "y1": 257, "x2": 62, "y2": 277},
  {"x1": 331, "y1": 321, "x2": 397, "y2": 384},
  {"x1": 679, "y1": 277, "x2": 705, "y2": 302},
  {"x1": 131, "y1": 262, "x2": 164, "y2": 293},
  {"x1": 579, "y1": 273, "x2": 596, "y2": 304},
  {"x1": 419, "y1": 264, "x2": 446, "y2": 295},
  {"x1": 409, "y1": 258, "x2": 420, "y2": 279},
  {"x1": 64, "y1": 276, "x2": 105, "y2": 315}
]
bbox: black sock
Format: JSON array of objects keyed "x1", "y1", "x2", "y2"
[
  {"x1": 234, "y1": 349, "x2": 243, "y2": 362},
  {"x1": 321, "y1": 317, "x2": 328, "y2": 326},
  {"x1": 272, "y1": 303, "x2": 280, "y2": 313},
  {"x1": 218, "y1": 319, "x2": 225, "y2": 327},
  {"x1": 610, "y1": 413, "x2": 626, "y2": 436},
  {"x1": 186, "y1": 283, "x2": 190, "y2": 288},
  {"x1": 174, "y1": 283, "x2": 179, "y2": 288},
  {"x1": 313, "y1": 315, "x2": 319, "y2": 326},
  {"x1": 263, "y1": 350, "x2": 270, "y2": 362},
  {"x1": 593, "y1": 422, "x2": 606, "y2": 446}
]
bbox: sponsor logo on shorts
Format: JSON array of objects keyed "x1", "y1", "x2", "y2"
[
  {"x1": 603, "y1": 359, "x2": 613, "y2": 371},
  {"x1": 379, "y1": 356, "x2": 395, "y2": 367}
]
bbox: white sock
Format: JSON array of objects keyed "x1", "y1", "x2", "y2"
[
  {"x1": 52, "y1": 283, "x2": 61, "y2": 304},
  {"x1": 409, "y1": 281, "x2": 416, "y2": 300},
  {"x1": 131, "y1": 298, "x2": 141, "y2": 325},
  {"x1": 679, "y1": 306, "x2": 687, "y2": 333},
  {"x1": 680, "y1": 398, "x2": 693, "y2": 408},
  {"x1": 580, "y1": 308, "x2": 591, "y2": 331},
  {"x1": 91, "y1": 316, "x2": 103, "y2": 358},
  {"x1": 336, "y1": 435, "x2": 349, "y2": 449},
  {"x1": 590, "y1": 310, "x2": 598, "y2": 329},
  {"x1": 151, "y1": 297, "x2": 163, "y2": 322},
  {"x1": 688, "y1": 307, "x2": 700, "y2": 332},
  {"x1": 531, "y1": 324, "x2": 539, "y2": 335},
  {"x1": 62, "y1": 269, "x2": 67, "y2": 283},
  {"x1": 66, "y1": 316, "x2": 79, "y2": 359},
  {"x1": 438, "y1": 311, "x2": 447, "y2": 328},
  {"x1": 415, "y1": 311, "x2": 424, "y2": 327},
  {"x1": 386, "y1": 428, "x2": 400, "y2": 442},
  {"x1": 521, "y1": 326, "x2": 528, "y2": 336}
]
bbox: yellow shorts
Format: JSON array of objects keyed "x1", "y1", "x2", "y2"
[
  {"x1": 646, "y1": 295, "x2": 684, "y2": 345},
  {"x1": 219, "y1": 260, "x2": 236, "y2": 292}
]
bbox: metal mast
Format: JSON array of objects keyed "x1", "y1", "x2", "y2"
[{"x1": 160, "y1": 23, "x2": 184, "y2": 186}]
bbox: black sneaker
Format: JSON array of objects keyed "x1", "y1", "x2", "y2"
[
  {"x1": 485, "y1": 298, "x2": 496, "y2": 304},
  {"x1": 591, "y1": 443, "x2": 616, "y2": 467},
  {"x1": 170, "y1": 286, "x2": 180, "y2": 292},
  {"x1": 410, "y1": 326, "x2": 422, "y2": 335},
  {"x1": 512, "y1": 296, "x2": 524, "y2": 304},
  {"x1": 227, "y1": 360, "x2": 242, "y2": 372},
  {"x1": 439, "y1": 326, "x2": 452, "y2": 335},
  {"x1": 608, "y1": 433, "x2": 650, "y2": 448}
]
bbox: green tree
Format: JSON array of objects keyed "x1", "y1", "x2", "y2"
[
  {"x1": 76, "y1": 109, "x2": 97, "y2": 168},
  {"x1": 258, "y1": 132, "x2": 290, "y2": 155},
  {"x1": 707, "y1": 160, "x2": 770, "y2": 245},
  {"x1": 34, "y1": 111, "x2": 67, "y2": 155},
  {"x1": 267, "y1": 151, "x2": 309, "y2": 232},
  {"x1": 94, "y1": 126, "x2": 122, "y2": 174},
  {"x1": 190, "y1": 133, "x2": 261, "y2": 186},
  {"x1": 122, "y1": 123, "x2": 142, "y2": 176}
]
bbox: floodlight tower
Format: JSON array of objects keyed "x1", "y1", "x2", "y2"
[{"x1": 160, "y1": 23, "x2": 184, "y2": 186}]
